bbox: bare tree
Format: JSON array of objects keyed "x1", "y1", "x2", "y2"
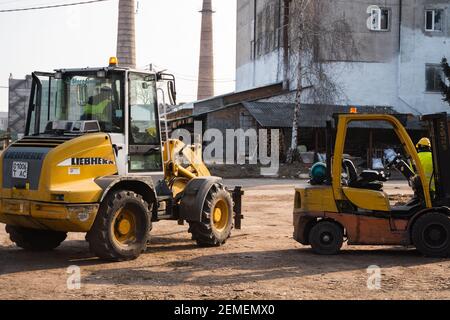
[{"x1": 286, "y1": 0, "x2": 357, "y2": 163}]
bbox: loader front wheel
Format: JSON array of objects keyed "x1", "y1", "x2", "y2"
[
  {"x1": 87, "y1": 190, "x2": 152, "y2": 261},
  {"x1": 188, "y1": 185, "x2": 233, "y2": 247},
  {"x1": 309, "y1": 221, "x2": 343, "y2": 255},
  {"x1": 6, "y1": 225, "x2": 67, "y2": 251}
]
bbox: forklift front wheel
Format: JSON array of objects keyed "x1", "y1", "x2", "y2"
[
  {"x1": 412, "y1": 212, "x2": 450, "y2": 258},
  {"x1": 309, "y1": 221, "x2": 344, "y2": 255}
]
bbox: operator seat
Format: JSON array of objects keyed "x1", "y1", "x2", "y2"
[{"x1": 342, "y1": 159, "x2": 387, "y2": 191}]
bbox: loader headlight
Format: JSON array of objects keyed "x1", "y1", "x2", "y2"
[
  {"x1": 97, "y1": 70, "x2": 106, "y2": 78},
  {"x1": 68, "y1": 206, "x2": 97, "y2": 222}
]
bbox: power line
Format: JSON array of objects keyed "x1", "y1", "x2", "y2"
[
  {"x1": 0, "y1": 0, "x2": 61, "y2": 5},
  {"x1": 172, "y1": 72, "x2": 235, "y2": 82},
  {"x1": 142, "y1": 63, "x2": 236, "y2": 82},
  {"x1": 176, "y1": 76, "x2": 236, "y2": 83},
  {"x1": 0, "y1": 0, "x2": 111, "y2": 13}
]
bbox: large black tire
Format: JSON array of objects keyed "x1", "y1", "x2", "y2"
[
  {"x1": 86, "y1": 190, "x2": 152, "y2": 261},
  {"x1": 309, "y1": 221, "x2": 343, "y2": 255},
  {"x1": 412, "y1": 212, "x2": 450, "y2": 258},
  {"x1": 5, "y1": 225, "x2": 67, "y2": 251},
  {"x1": 188, "y1": 185, "x2": 233, "y2": 247}
]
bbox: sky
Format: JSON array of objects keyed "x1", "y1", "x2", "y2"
[{"x1": 0, "y1": 0, "x2": 237, "y2": 111}]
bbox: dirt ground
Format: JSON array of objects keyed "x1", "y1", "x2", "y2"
[{"x1": 0, "y1": 179, "x2": 449, "y2": 300}]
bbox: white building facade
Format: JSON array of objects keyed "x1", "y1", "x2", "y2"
[{"x1": 236, "y1": 0, "x2": 450, "y2": 114}]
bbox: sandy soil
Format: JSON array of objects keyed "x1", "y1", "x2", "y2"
[{"x1": 0, "y1": 179, "x2": 449, "y2": 300}]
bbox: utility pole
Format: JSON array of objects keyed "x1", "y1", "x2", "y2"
[{"x1": 197, "y1": 0, "x2": 215, "y2": 100}]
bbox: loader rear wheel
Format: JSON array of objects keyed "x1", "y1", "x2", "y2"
[
  {"x1": 87, "y1": 190, "x2": 152, "y2": 261},
  {"x1": 188, "y1": 185, "x2": 233, "y2": 247},
  {"x1": 309, "y1": 221, "x2": 343, "y2": 255},
  {"x1": 412, "y1": 212, "x2": 450, "y2": 258},
  {"x1": 5, "y1": 225, "x2": 67, "y2": 251}
]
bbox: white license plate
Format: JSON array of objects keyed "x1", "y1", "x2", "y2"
[{"x1": 12, "y1": 162, "x2": 28, "y2": 179}]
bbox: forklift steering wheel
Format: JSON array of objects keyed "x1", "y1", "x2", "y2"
[{"x1": 385, "y1": 154, "x2": 400, "y2": 169}]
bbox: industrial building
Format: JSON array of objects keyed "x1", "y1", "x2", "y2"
[
  {"x1": 236, "y1": 0, "x2": 450, "y2": 114},
  {"x1": 168, "y1": 0, "x2": 446, "y2": 166}
]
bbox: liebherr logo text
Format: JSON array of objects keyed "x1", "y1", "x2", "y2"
[
  {"x1": 58, "y1": 158, "x2": 114, "y2": 167},
  {"x1": 71, "y1": 158, "x2": 114, "y2": 165},
  {"x1": 218, "y1": 304, "x2": 275, "y2": 316}
]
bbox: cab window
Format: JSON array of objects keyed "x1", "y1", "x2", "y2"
[{"x1": 128, "y1": 73, "x2": 162, "y2": 172}]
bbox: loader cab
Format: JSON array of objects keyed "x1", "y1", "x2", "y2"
[{"x1": 25, "y1": 59, "x2": 177, "y2": 177}]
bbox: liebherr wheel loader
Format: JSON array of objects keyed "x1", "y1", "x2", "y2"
[{"x1": 0, "y1": 58, "x2": 243, "y2": 261}]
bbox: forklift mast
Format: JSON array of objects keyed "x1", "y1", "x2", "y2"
[{"x1": 422, "y1": 112, "x2": 450, "y2": 204}]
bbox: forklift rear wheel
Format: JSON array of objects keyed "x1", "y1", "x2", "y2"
[
  {"x1": 309, "y1": 221, "x2": 344, "y2": 255},
  {"x1": 6, "y1": 225, "x2": 67, "y2": 251},
  {"x1": 87, "y1": 190, "x2": 152, "y2": 261},
  {"x1": 188, "y1": 185, "x2": 233, "y2": 247},
  {"x1": 412, "y1": 212, "x2": 450, "y2": 258}
]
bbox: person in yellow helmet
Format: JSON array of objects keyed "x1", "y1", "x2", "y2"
[{"x1": 415, "y1": 137, "x2": 435, "y2": 193}]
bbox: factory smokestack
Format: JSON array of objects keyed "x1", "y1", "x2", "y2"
[
  {"x1": 116, "y1": 0, "x2": 136, "y2": 68},
  {"x1": 197, "y1": 0, "x2": 215, "y2": 100}
]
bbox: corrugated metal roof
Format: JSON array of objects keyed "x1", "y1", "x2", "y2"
[
  {"x1": 193, "y1": 83, "x2": 285, "y2": 116},
  {"x1": 242, "y1": 102, "x2": 423, "y2": 130}
]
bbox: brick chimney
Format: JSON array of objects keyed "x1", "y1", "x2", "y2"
[
  {"x1": 117, "y1": 0, "x2": 136, "y2": 68},
  {"x1": 197, "y1": 0, "x2": 215, "y2": 100}
]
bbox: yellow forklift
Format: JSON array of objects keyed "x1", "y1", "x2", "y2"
[
  {"x1": 294, "y1": 113, "x2": 450, "y2": 257},
  {"x1": 0, "y1": 58, "x2": 243, "y2": 261}
]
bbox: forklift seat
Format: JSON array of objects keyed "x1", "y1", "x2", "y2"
[{"x1": 342, "y1": 159, "x2": 386, "y2": 191}]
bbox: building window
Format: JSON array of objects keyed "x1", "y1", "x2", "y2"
[
  {"x1": 369, "y1": 7, "x2": 390, "y2": 31},
  {"x1": 380, "y1": 9, "x2": 390, "y2": 30},
  {"x1": 425, "y1": 9, "x2": 443, "y2": 32},
  {"x1": 253, "y1": 0, "x2": 282, "y2": 59},
  {"x1": 426, "y1": 64, "x2": 444, "y2": 92}
]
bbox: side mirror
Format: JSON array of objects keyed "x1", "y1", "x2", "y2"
[
  {"x1": 156, "y1": 72, "x2": 177, "y2": 106},
  {"x1": 168, "y1": 80, "x2": 177, "y2": 105}
]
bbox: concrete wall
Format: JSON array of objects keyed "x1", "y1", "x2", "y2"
[
  {"x1": 236, "y1": 0, "x2": 450, "y2": 114},
  {"x1": 236, "y1": 0, "x2": 284, "y2": 90},
  {"x1": 398, "y1": 0, "x2": 450, "y2": 114}
]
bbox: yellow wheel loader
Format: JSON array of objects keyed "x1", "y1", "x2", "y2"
[{"x1": 0, "y1": 58, "x2": 243, "y2": 261}]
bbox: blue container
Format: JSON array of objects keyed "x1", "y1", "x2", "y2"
[{"x1": 310, "y1": 162, "x2": 327, "y2": 185}]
